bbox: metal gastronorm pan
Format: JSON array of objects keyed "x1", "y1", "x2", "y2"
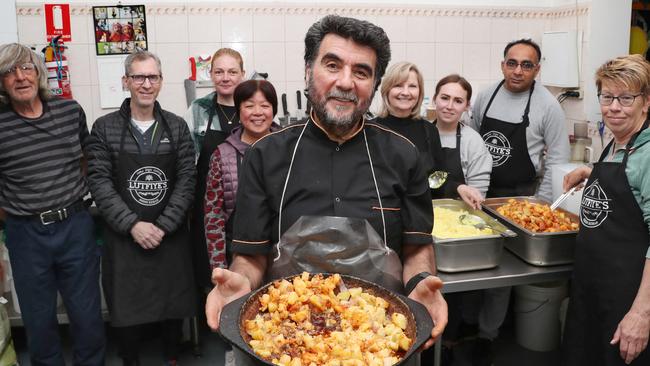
[
  {"x1": 219, "y1": 273, "x2": 433, "y2": 366},
  {"x1": 433, "y1": 199, "x2": 512, "y2": 272},
  {"x1": 482, "y1": 197, "x2": 579, "y2": 266}
]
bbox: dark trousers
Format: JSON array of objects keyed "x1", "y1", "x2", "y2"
[
  {"x1": 5, "y1": 210, "x2": 105, "y2": 366},
  {"x1": 114, "y1": 319, "x2": 183, "y2": 362}
]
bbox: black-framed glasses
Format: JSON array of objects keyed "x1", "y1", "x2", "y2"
[
  {"x1": 128, "y1": 74, "x2": 162, "y2": 85},
  {"x1": 597, "y1": 93, "x2": 642, "y2": 107},
  {"x1": 2, "y1": 62, "x2": 37, "y2": 78},
  {"x1": 504, "y1": 59, "x2": 537, "y2": 72}
]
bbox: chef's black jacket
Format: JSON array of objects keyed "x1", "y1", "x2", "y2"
[{"x1": 231, "y1": 118, "x2": 433, "y2": 256}]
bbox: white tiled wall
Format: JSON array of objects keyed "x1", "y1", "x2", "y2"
[{"x1": 15, "y1": 2, "x2": 591, "y2": 127}]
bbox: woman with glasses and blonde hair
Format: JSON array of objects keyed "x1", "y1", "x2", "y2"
[{"x1": 562, "y1": 54, "x2": 650, "y2": 365}]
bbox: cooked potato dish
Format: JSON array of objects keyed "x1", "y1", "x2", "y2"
[
  {"x1": 432, "y1": 207, "x2": 493, "y2": 239},
  {"x1": 496, "y1": 199, "x2": 579, "y2": 233},
  {"x1": 244, "y1": 272, "x2": 413, "y2": 366}
]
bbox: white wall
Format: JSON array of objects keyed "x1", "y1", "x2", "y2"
[
  {"x1": 585, "y1": 0, "x2": 632, "y2": 123},
  {"x1": 17, "y1": 1, "x2": 593, "y2": 125},
  {"x1": 17, "y1": 0, "x2": 584, "y2": 6},
  {"x1": 0, "y1": 1, "x2": 18, "y2": 44}
]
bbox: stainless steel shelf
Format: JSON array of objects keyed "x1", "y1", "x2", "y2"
[
  {"x1": 439, "y1": 250, "x2": 573, "y2": 293},
  {"x1": 434, "y1": 250, "x2": 573, "y2": 366}
]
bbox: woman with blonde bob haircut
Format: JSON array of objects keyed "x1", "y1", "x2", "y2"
[
  {"x1": 376, "y1": 61, "x2": 440, "y2": 187},
  {"x1": 562, "y1": 54, "x2": 650, "y2": 365},
  {"x1": 379, "y1": 61, "x2": 425, "y2": 119}
]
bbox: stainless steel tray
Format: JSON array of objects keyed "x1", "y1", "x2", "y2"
[
  {"x1": 482, "y1": 197, "x2": 579, "y2": 266},
  {"x1": 433, "y1": 199, "x2": 511, "y2": 273}
]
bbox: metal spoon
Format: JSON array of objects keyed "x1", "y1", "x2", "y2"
[
  {"x1": 428, "y1": 171, "x2": 448, "y2": 189},
  {"x1": 459, "y1": 213, "x2": 516, "y2": 237}
]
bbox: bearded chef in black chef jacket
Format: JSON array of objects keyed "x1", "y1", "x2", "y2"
[{"x1": 204, "y1": 15, "x2": 448, "y2": 366}]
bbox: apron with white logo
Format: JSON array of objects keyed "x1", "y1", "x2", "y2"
[
  {"x1": 480, "y1": 80, "x2": 537, "y2": 197},
  {"x1": 102, "y1": 119, "x2": 196, "y2": 327},
  {"x1": 562, "y1": 121, "x2": 650, "y2": 365}
]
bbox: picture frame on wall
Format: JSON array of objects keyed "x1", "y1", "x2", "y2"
[{"x1": 92, "y1": 5, "x2": 147, "y2": 56}]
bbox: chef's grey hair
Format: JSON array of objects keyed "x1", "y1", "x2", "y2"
[
  {"x1": 124, "y1": 50, "x2": 162, "y2": 76},
  {"x1": 304, "y1": 15, "x2": 391, "y2": 90},
  {"x1": 0, "y1": 43, "x2": 50, "y2": 105}
]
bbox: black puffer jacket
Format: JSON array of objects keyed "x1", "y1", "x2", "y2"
[{"x1": 87, "y1": 99, "x2": 196, "y2": 235}]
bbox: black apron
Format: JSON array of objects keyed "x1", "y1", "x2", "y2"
[
  {"x1": 190, "y1": 100, "x2": 238, "y2": 288},
  {"x1": 431, "y1": 122, "x2": 466, "y2": 199},
  {"x1": 103, "y1": 119, "x2": 196, "y2": 327},
  {"x1": 562, "y1": 121, "x2": 650, "y2": 365},
  {"x1": 480, "y1": 80, "x2": 537, "y2": 197}
]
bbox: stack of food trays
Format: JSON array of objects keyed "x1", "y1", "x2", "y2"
[
  {"x1": 432, "y1": 199, "x2": 512, "y2": 273},
  {"x1": 482, "y1": 197, "x2": 580, "y2": 266}
]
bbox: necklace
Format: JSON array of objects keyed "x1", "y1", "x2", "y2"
[{"x1": 217, "y1": 103, "x2": 237, "y2": 125}]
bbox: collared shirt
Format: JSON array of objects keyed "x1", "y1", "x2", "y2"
[{"x1": 231, "y1": 118, "x2": 433, "y2": 256}]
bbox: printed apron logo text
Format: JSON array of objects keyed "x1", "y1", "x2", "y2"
[
  {"x1": 127, "y1": 166, "x2": 169, "y2": 206},
  {"x1": 580, "y1": 179, "x2": 612, "y2": 228},
  {"x1": 482, "y1": 130, "x2": 512, "y2": 167}
]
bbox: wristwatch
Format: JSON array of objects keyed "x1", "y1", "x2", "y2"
[{"x1": 405, "y1": 271, "x2": 433, "y2": 295}]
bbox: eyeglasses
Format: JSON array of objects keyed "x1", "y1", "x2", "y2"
[
  {"x1": 597, "y1": 93, "x2": 642, "y2": 107},
  {"x1": 504, "y1": 59, "x2": 537, "y2": 72},
  {"x1": 128, "y1": 74, "x2": 162, "y2": 85},
  {"x1": 2, "y1": 62, "x2": 37, "y2": 78}
]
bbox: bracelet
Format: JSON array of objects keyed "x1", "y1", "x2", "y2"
[{"x1": 404, "y1": 271, "x2": 433, "y2": 295}]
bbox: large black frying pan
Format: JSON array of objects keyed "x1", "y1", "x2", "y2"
[{"x1": 219, "y1": 273, "x2": 433, "y2": 366}]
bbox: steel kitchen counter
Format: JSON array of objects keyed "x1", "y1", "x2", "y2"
[{"x1": 433, "y1": 250, "x2": 573, "y2": 366}]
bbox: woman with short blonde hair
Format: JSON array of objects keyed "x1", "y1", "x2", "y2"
[{"x1": 562, "y1": 53, "x2": 650, "y2": 365}]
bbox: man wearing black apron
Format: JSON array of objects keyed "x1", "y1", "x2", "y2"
[
  {"x1": 562, "y1": 122, "x2": 650, "y2": 365},
  {"x1": 469, "y1": 39, "x2": 569, "y2": 365},
  {"x1": 87, "y1": 51, "x2": 196, "y2": 366}
]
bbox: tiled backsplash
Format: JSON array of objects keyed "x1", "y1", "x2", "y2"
[{"x1": 16, "y1": 2, "x2": 589, "y2": 128}]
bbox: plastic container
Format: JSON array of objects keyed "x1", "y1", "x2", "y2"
[{"x1": 514, "y1": 281, "x2": 569, "y2": 351}]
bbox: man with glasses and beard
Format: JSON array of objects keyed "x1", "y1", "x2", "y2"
[
  {"x1": 205, "y1": 15, "x2": 448, "y2": 365},
  {"x1": 464, "y1": 39, "x2": 570, "y2": 366},
  {"x1": 87, "y1": 51, "x2": 196, "y2": 366}
]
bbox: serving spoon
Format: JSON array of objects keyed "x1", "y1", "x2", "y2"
[{"x1": 459, "y1": 213, "x2": 516, "y2": 237}]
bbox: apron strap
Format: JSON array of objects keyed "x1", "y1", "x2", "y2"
[
  {"x1": 599, "y1": 119, "x2": 650, "y2": 164},
  {"x1": 118, "y1": 106, "x2": 176, "y2": 154},
  {"x1": 481, "y1": 80, "x2": 505, "y2": 123},
  {"x1": 481, "y1": 79, "x2": 535, "y2": 128},
  {"x1": 622, "y1": 119, "x2": 650, "y2": 167},
  {"x1": 521, "y1": 81, "x2": 535, "y2": 127},
  {"x1": 455, "y1": 122, "x2": 462, "y2": 148}
]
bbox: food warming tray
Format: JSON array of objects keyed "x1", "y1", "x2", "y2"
[
  {"x1": 433, "y1": 199, "x2": 512, "y2": 273},
  {"x1": 482, "y1": 197, "x2": 579, "y2": 266}
]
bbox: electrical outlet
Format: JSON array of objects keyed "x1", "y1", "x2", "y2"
[{"x1": 564, "y1": 88, "x2": 583, "y2": 99}]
